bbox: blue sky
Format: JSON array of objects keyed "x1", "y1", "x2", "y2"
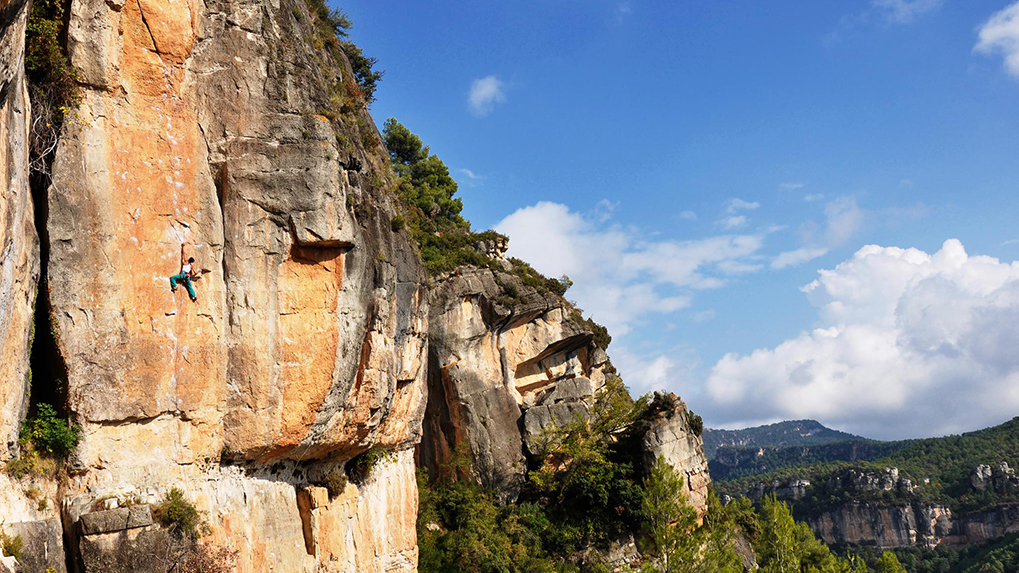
[{"x1": 337, "y1": 0, "x2": 1019, "y2": 439}]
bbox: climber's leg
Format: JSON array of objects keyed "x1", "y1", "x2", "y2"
[
  {"x1": 170, "y1": 273, "x2": 184, "y2": 291},
  {"x1": 182, "y1": 276, "x2": 196, "y2": 299}
]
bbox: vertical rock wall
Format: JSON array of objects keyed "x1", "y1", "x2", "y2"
[
  {"x1": 422, "y1": 265, "x2": 610, "y2": 500},
  {"x1": 0, "y1": 0, "x2": 427, "y2": 570},
  {"x1": 0, "y1": 0, "x2": 36, "y2": 461},
  {"x1": 421, "y1": 263, "x2": 710, "y2": 516},
  {"x1": 637, "y1": 393, "x2": 711, "y2": 518}
]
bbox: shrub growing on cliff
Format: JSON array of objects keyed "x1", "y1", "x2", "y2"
[
  {"x1": 348, "y1": 447, "x2": 393, "y2": 484},
  {"x1": 20, "y1": 403, "x2": 81, "y2": 457},
  {"x1": 25, "y1": 0, "x2": 80, "y2": 176},
  {"x1": 688, "y1": 412, "x2": 704, "y2": 438},
  {"x1": 323, "y1": 471, "x2": 348, "y2": 497},
  {"x1": 382, "y1": 118, "x2": 581, "y2": 296},
  {"x1": 569, "y1": 308, "x2": 612, "y2": 350},
  {"x1": 417, "y1": 470, "x2": 561, "y2": 573},
  {"x1": 0, "y1": 530, "x2": 23, "y2": 560},
  {"x1": 302, "y1": 0, "x2": 382, "y2": 106},
  {"x1": 155, "y1": 488, "x2": 203, "y2": 540}
]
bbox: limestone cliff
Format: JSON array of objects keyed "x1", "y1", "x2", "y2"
[
  {"x1": 419, "y1": 253, "x2": 710, "y2": 516},
  {"x1": 3, "y1": 0, "x2": 426, "y2": 570},
  {"x1": 0, "y1": 1, "x2": 713, "y2": 569},
  {"x1": 746, "y1": 466, "x2": 1019, "y2": 549},
  {"x1": 0, "y1": 0, "x2": 36, "y2": 463}
]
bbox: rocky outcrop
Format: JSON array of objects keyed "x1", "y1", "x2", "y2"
[
  {"x1": 746, "y1": 465, "x2": 1019, "y2": 549},
  {"x1": 420, "y1": 262, "x2": 711, "y2": 515},
  {"x1": 0, "y1": 0, "x2": 37, "y2": 461},
  {"x1": 634, "y1": 393, "x2": 710, "y2": 517},
  {"x1": 747, "y1": 466, "x2": 917, "y2": 503},
  {"x1": 808, "y1": 503, "x2": 953, "y2": 548},
  {"x1": 709, "y1": 439, "x2": 904, "y2": 482},
  {"x1": 420, "y1": 264, "x2": 608, "y2": 500},
  {"x1": 970, "y1": 462, "x2": 1018, "y2": 494},
  {"x1": 808, "y1": 502, "x2": 1019, "y2": 548}
]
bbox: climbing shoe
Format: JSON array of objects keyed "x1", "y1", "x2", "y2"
[
  {"x1": 171, "y1": 287, "x2": 177, "y2": 293},
  {"x1": 191, "y1": 296, "x2": 198, "y2": 303}
]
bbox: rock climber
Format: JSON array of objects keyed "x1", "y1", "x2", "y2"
[{"x1": 169, "y1": 244, "x2": 199, "y2": 303}]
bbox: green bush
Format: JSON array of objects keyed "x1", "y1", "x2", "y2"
[
  {"x1": 323, "y1": 471, "x2": 348, "y2": 497},
  {"x1": 348, "y1": 447, "x2": 392, "y2": 484},
  {"x1": 570, "y1": 309, "x2": 612, "y2": 350},
  {"x1": 25, "y1": 0, "x2": 80, "y2": 174},
  {"x1": 417, "y1": 471, "x2": 561, "y2": 573},
  {"x1": 688, "y1": 412, "x2": 703, "y2": 438},
  {"x1": 155, "y1": 487, "x2": 202, "y2": 540},
  {"x1": 0, "y1": 531, "x2": 23, "y2": 560},
  {"x1": 20, "y1": 403, "x2": 80, "y2": 457}
]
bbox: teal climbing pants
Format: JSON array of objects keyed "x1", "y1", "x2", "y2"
[{"x1": 169, "y1": 273, "x2": 196, "y2": 298}]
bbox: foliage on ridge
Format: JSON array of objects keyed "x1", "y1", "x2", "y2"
[
  {"x1": 381, "y1": 118, "x2": 577, "y2": 304},
  {"x1": 417, "y1": 380, "x2": 873, "y2": 572},
  {"x1": 25, "y1": 0, "x2": 81, "y2": 178},
  {"x1": 703, "y1": 420, "x2": 866, "y2": 460}
]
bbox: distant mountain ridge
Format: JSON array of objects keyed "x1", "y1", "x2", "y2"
[{"x1": 703, "y1": 419, "x2": 866, "y2": 459}]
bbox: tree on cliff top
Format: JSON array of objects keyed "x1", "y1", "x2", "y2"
[{"x1": 25, "y1": 0, "x2": 80, "y2": 177}]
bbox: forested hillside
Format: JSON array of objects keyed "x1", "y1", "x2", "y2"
[
  {"x1": 704, "y1": 420, "x2": 865, "y2": 459},
  {"x1": 718, "y1": 417, "x2": 1019, "y2": 515}
]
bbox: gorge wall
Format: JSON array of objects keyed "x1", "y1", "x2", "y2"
[
  {"x1": 3, "y1": 0, "x2": 426, "y2": 570},
  {"x1": 0, "y1": 0, "x2": 35, "y2": 466},
  {"x1": 745, "y1": 467, "x2": 1019, "y2": 549},
  {"x1": 0, "y1": 1, "x2": 712, "y2": 570}
]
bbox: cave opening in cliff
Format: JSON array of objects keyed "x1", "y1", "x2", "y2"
[
  {"x1": 23, "y1": 0, "x2": 75, "y2": 420},
  {"x1": 27, "y1": 148, "x2": 71, "y2": 418}
]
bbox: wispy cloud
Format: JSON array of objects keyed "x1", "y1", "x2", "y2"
[
  {"x1": 975, "y1": 2, "x2": 1019, "y2": 79},
  {"x1": 827, "y1": 0, "x2": 942, "y2": 45},
  {"x1": 772, "y1": 196, "x2": 865, "y2": 269},
  {"x1": 692, "y1": 309, "x2": 716, "y2": 323},
  {"x1": 468, "y1": 76, "x2": 507, "y2": 116},
  {"x1": 772, "y1": 247, "x2": 828, "y2": 270},
  {"x1": 679, "y1": 210, "x2": 697, "y2": 221},
  {"x1": 495, "y1": 201, "x2": 768, "y2": 337},
  {"x1": 614, "y1": 3, "x2": 631, "y2": 23},
  {"x1": 1003, "y1": 239, "x2": 1019, "y2": 246},
  {"x1": 872, "y1": 0, "x2": 943, "y2": 24},
  {"x1": 804, "y1": 194, "x2": 825, "y2": 202},
  {"x1": 719, "y1": 215, "x2": 747, "y2": 230},
  {"x1": 457, "y1": 168, "x2": 482, "y2": 181},
  {"x1": 725, "y1": 198, "x2": 761, "y2": 214},
  {"x1": 717, "y1": 199, "x2": 760, "y2": 229},
  {"x1": 779, "y1": 182, "x2": 806, "y2": 191}
]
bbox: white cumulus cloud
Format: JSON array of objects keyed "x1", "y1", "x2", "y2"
[
  {"x1": 494, "y1": 201, "x2": 766, "y2": 338},
  {"x1": 468, "y1": 76, "x2": 507, "y2": 116},
  {"x1": 975, "y1": 2, "x2": 1019, "y2": 78},
  {"x1": 706, "y1": 239, "x2": 1019, "y2": 439}
]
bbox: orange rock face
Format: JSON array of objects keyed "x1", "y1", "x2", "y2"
[{"x1": 32, "y1": 0, "x2": 427, "y2": 569}]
